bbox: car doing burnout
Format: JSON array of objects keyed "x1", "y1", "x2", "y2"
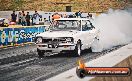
[{"x1": 34, "y1": 18, "x2": 99, "y2": 57}]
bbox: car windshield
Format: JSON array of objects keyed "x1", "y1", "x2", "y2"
[{"x1": 51, "y1": 20, "x2": 81, "y2": 31}]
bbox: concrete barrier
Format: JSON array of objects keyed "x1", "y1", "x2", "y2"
[{"x1": 0, "y1": 25, "x2": 45, "y2": 48}]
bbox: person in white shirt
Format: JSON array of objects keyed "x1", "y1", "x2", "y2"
[
  {"x1": 33, "y1": 11, "x2": 40, "y2": 25},
  {"x1": 18, "y1": 12, "x2": 22, "y2": 25}
]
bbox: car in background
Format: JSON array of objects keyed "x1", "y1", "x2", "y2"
[{"x1": 34, "y1": 18, "x2": 99, "y2": 57}]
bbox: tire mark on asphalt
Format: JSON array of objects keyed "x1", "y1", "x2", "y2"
[{"x1": 0, "y1": 45, "x2": 123, "y2": 81}]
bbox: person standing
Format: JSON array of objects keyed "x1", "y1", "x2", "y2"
[
  {"x1": 63, "y1": 14, "x2": 67, "y2": 18},
  {"x1": 87, "y1": 12, "x2": 92, "y2": 19},
  {"x1": 44, "y1": 18, "x2": 46, "y2": 25},
  {"x1": 48, "y1": 15, "x2": 50, "y2": 22},
  {"x1": 89, "y1": 13, "x2": 92, "y2": 19},
  {"x1": 75, "y1": 12, "x2": 78, "y2": 18},
  {"x1": 11, "y1": 11, "x2": 17, "y2": 22},
  {"x1": 26, "y1": 12, "x2": 30, "y2": 26},
  {"x1": 33, "y1": 11, "x2": 40, "y2": 25},
  {"x1": 52, "y1": 13, "x2": 61, "y2": 20},
  {"x1": 18, "y1": 12, "x2": 22, "y2": 25},
  {"x1": 31, "y1": 15, "x2": 34, "y2": 25},
  {"x1": 78, "y1": 11, "x2": 82, "y2": 18},
  {"x1": 21, "y1": 11, "x2": 26, "y2": 26}
]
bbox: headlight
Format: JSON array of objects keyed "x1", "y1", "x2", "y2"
[
  {"x1": 36, "y1": 37, "x2": 43, "y2": 44},
  {"x1": 66, "y1": 38, "x2": 71, "y2": 42},
  {"x1": 66, "y1": 37, "x2": 74, "y2": 42}
]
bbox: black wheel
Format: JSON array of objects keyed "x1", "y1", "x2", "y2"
[
  {"x1": 74, "y1": 39, "x2": 82, "y2": 56},
  {"x1": 37, "y1": 48, "x2": 44, "y2": 57}
]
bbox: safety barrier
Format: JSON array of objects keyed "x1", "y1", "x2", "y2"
[{"x1": 0, "y1": 25, "x2": 45, "y2": 48}]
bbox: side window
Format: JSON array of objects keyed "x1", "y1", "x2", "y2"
[{"x1": 82, "y1": 20, "x2": 93, "y2": 31}]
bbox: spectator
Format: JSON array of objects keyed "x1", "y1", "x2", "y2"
[
  {"x1": 73, "y1": 14, "x2": 76, "y2": 18},
  {"x1": 26, "y1": 12, "x2": 30, "y2": 26},
  {"x1": 52, "y1": 13, "x2": 61, "y2": 21},
  {"x1": 75, "y1": 12, "x2": 78, "y2": 18},
  {"x1": 31, "y1": 15, "x2": 33, "y2": 25},
  {"x1": 51, "y1": 15, "x2": 54, "y2": 21},
  {"x1": 68, "y1": 14, "x2": 74, "y2": 18},
  {"x1": 87, "y1": 12, "x2": 92, "y2": 19},
  {"x1": 33, "y1": 11, "x2": 40, "y2": 25},
  {"x1": 48, "y1": 16, "x2": 51, "y2": 22},
  {"x1": 63, "y1": 14, "x2": 67, "y2": 18},
  {"x1": 21, "y1": 11, "x2": 26, "y2": 26},
  {"x1": 78, "y1": 11, "x2": 82, "y2": 18},
  {"x1": 11, "y1": 11, "x2": 17, "y2": 22},
  {"x1": 60, "y1": 14, "x2": 63, "y2": 18},
  {"x1": 18, "y1": 12, "x2": 22, "y2": 25},
  {"x1": 0, "y1": 18, "x2": 7, "y2": 27},
  {"x1": 44, "y1": 18, "x2": 46, "y2": 25}
]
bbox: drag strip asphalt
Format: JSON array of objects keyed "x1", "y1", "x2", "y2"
[{"x1": 0, "y1": 45, "x2": 123, "y2": 81}]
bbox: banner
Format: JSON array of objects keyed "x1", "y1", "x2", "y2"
[{"x1": 0, "y1": 26, "x2": 45, "y2": 48}]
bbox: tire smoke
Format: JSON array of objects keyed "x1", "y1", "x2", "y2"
[{"x1": 92, "y1": 9, "x2": 132, "y2": 52}]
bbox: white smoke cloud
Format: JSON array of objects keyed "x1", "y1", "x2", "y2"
[{"x1": 92, "y1": 9, "x2": 132, "y2": 52}]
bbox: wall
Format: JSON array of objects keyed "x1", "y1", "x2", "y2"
[{"x1": 0, "y1": 25, "x2": 45, "y2": 48}]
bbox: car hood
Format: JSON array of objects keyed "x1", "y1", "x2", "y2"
[{"x1": 36, "y1": 30, "x2": 79, "y2": 38}]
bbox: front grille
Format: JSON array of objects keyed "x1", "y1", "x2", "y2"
[
  {"x1": 42, "y1": 39, "x2": 52, "y2": 43},
  {"x1": 42, "y1": 37, "x2": 73, "y2": 44}
]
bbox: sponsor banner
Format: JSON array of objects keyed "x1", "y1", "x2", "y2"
[
  {"x1": 76, "y1": 60, "x2": 131, "y2": 78},
  {"x1": 0, "y1": 26, "x2": 45, "y2": 48}
]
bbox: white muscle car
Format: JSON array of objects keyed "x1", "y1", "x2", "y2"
[{"x1": 34, "y1": 18, "x2": 99, "y2": 57}]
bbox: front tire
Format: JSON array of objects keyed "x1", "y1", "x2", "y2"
[
  {"x1": 37, "y1": 49, "x2": 44, "y2": 57},
  {"x1": 74, "y1": 40, "x2": 82, "y2": 56}
]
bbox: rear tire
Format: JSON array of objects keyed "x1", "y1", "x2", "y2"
[
  {"x1": 37, "y1": 49, "x2": 44, "y2": 57},
  {"x1": 74, "y1": 40, "x2": 82, "y2": 57}
]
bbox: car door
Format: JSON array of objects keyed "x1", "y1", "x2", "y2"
[{"x1": 81, "y1": 20, "x2": 96, "y2": 49}]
